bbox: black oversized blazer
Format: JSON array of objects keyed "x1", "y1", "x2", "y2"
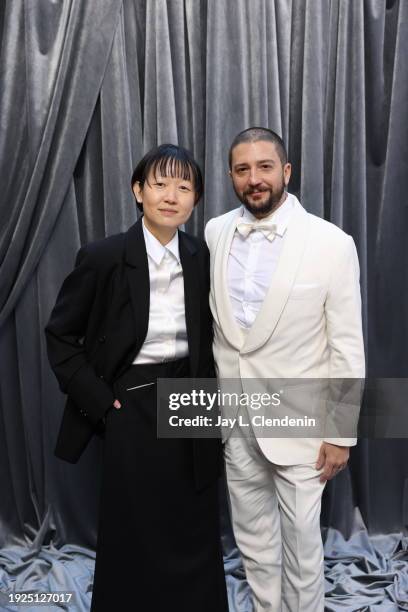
[{"x1": 45, "y1": 218, "x2": 220, "y2": 489}]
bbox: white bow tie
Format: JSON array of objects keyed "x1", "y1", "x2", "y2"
[{"x1": 236, "y1": 218, "x2": 278, "y2": 241}]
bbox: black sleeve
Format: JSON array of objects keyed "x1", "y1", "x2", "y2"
[{"x1": 45, "y1": 247, "x2": 114, "y2": 427}]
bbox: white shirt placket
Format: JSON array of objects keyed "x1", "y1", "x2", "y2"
[
  {"x1": 161, "y1": 251, "x2": 176, "y2": 361},
  {"x1": 243, "y1": 232, "x2": 262, "y2": 327}
]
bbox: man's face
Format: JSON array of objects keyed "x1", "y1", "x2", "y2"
[{"x1": 230, "y1": 140, "x2": 291, "y2": 218}]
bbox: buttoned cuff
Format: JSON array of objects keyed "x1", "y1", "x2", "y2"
[{"x1": 66, "y1": 362, "x2": 115, "y2": 427}]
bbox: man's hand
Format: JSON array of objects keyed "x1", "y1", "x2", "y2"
[
  {"x1": 315, "y1": 442, "x2": 349, "y2": 483},
  {"x1": 113, "y1": 399, "x2": 122, "y2": 410}
]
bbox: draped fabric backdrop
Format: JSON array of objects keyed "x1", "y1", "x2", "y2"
[{"x1": 0, "y1": 1, "x2": 407, "y2": 610}]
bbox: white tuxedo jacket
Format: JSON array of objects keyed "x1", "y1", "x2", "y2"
[{"x1": 205, "y1": 195, "x2": 365, "y2": 465}]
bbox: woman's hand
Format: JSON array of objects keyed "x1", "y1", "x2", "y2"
[{"x1": 113, "y1": 399, "x2": 122, "y2": 410}]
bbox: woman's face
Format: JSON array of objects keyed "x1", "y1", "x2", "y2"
[{"x1": 133, "y1": 168, "x2": 196, "y2": 233}]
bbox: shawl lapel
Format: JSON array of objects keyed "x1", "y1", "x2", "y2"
[{"x1": 242, "y1": 200, "x2": 311, "y2": 353}]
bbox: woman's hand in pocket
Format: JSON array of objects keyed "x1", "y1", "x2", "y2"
[{"x1": 113, "y1": 399, "x2": 122, "y2": 410}]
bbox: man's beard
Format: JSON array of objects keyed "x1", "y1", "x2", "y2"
[{"x1": 235, "y1": 181, "x2": 286, "y2": 218}]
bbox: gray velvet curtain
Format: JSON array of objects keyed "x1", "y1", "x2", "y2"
[{"x1": 1, "y1": 1, "x2": 407, "y2": 610}]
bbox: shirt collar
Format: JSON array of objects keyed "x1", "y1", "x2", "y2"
[
  {"x1": 142, "y1": 218, "x2": 180, "y2": 265},
  {"x1": 240, "y1": 192, "x2": 295, "y2": 237}
]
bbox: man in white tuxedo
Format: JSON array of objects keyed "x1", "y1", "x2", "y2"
[{"x1": 205, "y1": 127, "x2": 365, "y2": 611}]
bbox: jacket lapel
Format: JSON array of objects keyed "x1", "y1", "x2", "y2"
[
  {"x1": 242, "y1": 200, "x2": 311, "y2": 354},
  {"x1": 179, "y1": 232, "x2": 200, "y2": 376},
  {"x1": 124, "y1": 218, "x2": 150, "y2": 357},
  {"x1": 213, "y1": 209, "x2": 245, "y2": 349}
]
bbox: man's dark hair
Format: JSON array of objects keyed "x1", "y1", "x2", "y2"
[
  {"x1": 131, "y1": 143, "x2": 204, "y2": 212},
  {"x1": 228, "y1": 127, "x2": 288, "y2": 168}
]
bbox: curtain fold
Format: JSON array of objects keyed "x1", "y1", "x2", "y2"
[{"x1": 0, "y1": 0, "x2": 123, "y2": 325}]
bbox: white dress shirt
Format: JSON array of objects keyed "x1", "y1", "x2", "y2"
[
  {"x1": 227, "y1": 193, "x2": 295, "y2": 329},
  {"x1": 132, "y1": 219, "x2": 188, "y2": 364}
]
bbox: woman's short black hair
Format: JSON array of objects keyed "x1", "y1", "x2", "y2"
[{"x1": 131, "y1": 143, "x2": 204, "y2": 212}]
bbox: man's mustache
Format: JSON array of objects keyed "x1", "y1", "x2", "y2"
[{"x1": 244, "y1": 187, "x2": 270, "y2": 195}]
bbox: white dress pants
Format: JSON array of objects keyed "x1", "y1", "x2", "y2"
[{"x1": 224, "y1": 433, "x2": 326, "y2": 612}]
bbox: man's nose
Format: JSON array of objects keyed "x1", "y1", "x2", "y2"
[{"x1": 248, "y1": 168, "x2": 261, "y2": 185}]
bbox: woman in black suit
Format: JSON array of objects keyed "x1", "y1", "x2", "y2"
[{"x1": 45, "y1": 144, "x2": 228, "y2": 612}]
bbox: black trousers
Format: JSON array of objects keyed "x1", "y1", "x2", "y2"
[{"x1": 90, "y1": 358, "x2": 228, "y2": 612}]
